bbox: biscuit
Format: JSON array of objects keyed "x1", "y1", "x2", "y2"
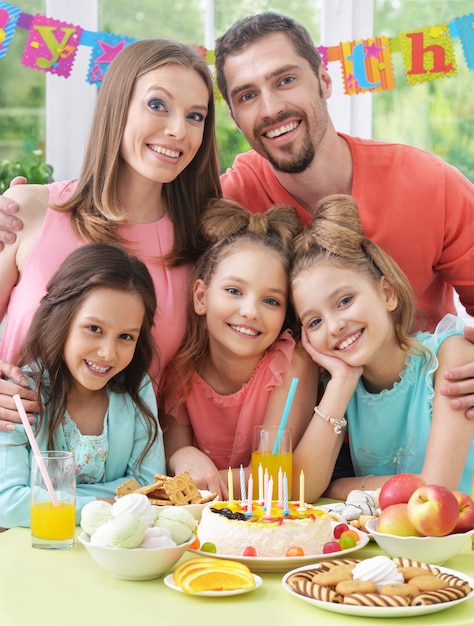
[
  {"x1": 336, "y1": 579, "x2": 377, "y2": 595},
  {"x1": 312, "y1": 567, "x2": 354, "y2": 586},
  {"x1": 410, "y1": 575, "x2": 448, "y2": 592},
  {"x1": 437, "y1": 572, "x2": 472, "y2": 594},
  {"x1": 397, "y1": 566, "x2": 432, "y2": 580},
  {"x1": 343, "y1": 593, "x2": 409, "y2": 607},
  {"x1": 163, "y1": 471, "x2": 202, "y2": 505},
  {"x1": 411, "y1": 587, "x2": 467, "y2": 606},
  {"x1": 115, "y1": 479, "x2": 141, "y2": 497},
  {"x1": 318, "y1": 558, "x2": 358, "y2": 571},
  {"x1": 378, "y1": 583, "x2": 419, "y2": 597},
  {"x1": 115, "y1": 472, "x2": 217, "y2": 507},
  {"x1": 391, "y1": 557, "x2": 439, "y2": 575},
  {"x1": 287, "y1": 575, "x2": 342, "y2": 603}
]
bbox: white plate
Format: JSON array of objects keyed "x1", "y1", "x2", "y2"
[
  {"x1": 163, "y1": 572, "x2": 262, "y2": 596},
  {"x1": 190, "y1": 522, "x2": 369, "y2": 572},
  {"x1": 282, "y1": 563, "x2": 474, "y2": 617}
]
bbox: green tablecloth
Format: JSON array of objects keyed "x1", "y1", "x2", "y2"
[{"x1": 0, "y1": 521, "x2": 473, "y2": 625}]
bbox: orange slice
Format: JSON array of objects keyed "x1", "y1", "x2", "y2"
[
  {"x1": 181, "y1": 568, "x2": 256, "y2": 593},
  {"x1": 173, "y1": 557, "x2": 255, "y2": 593}
]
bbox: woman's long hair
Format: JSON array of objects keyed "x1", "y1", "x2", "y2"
[
  {"x1": 58, "y1": 38, "x2": 221, "y2": 266},
  {"x1": 18, "y1": 243, "x2": 159, "y2": 467}
]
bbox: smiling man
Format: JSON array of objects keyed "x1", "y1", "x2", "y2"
[{"x1": 215, "y1": 12, "x2": 474, "y2": 423}]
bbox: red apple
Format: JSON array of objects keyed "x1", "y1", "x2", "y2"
[
  {"x1": 407, "y1": 485, "x2": 459, "y2": 537},
  {"x1": 379, "y1": 473, "x2": 426, "y2": 510},
  {"x1": 376, "y1": 503, "x2": 422, "y2": 537},
  {"x1": 452, "y1": 491, "x2": 474, "y2": 533}
]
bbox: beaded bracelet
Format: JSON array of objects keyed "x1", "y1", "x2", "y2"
[{"x1": 313, "y1": 405, "x2": 347, "y2": 434}]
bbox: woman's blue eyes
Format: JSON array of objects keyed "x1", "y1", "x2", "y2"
[
  {"x1": 148, "y1": 99, "x2": 166, "y2": 112},
  {"x1": 147, "y1": 100, "x2": 205, "y2": 122}
]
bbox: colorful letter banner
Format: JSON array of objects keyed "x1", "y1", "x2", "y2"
[{"x1": 0, "y1": 2, "x2": 473, "y2": 93}]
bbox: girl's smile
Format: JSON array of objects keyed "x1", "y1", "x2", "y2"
[
  {"x1": 292, "y1": 263, "x2": 400, "y2": 378},
  {"x1": 63, "y1": 287, "x2": 145, "y2": 396},
  {"x1": 193, "y1": 245, "x2": 288, "y2": 363}
]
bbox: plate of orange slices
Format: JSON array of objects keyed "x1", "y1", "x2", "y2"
[{"x1": 165, "y1": 557, "x2": 262, "y2": 596}]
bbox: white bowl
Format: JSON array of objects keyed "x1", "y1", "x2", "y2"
[
  {"x1": 157, "y1": 490, "x2": 218, "y2": 521},
  {"x1": 365, "y1": 519, "x2": 473, "y2": 564},
  {"x1": 78, "y1": 532, "x2": 192, "y2": 580}
]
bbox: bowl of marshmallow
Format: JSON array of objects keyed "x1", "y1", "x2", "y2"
[{"x1": 78, "y1": 494, "x2": 196, "y2": 580}]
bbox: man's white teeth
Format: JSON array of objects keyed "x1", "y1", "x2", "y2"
[
  {"x1": 231, "y1": 325, "x2": 259, "y2": 336},
  {"x1": 86, "y1": 360, "x2": 110, "y2": 373},
  {"x1": 266, "y1": 121, "x2": 298, "y2": 138},
  {"x1": 149, "y1": 145, "x2": 180, "y2": 158},
  {"x1": 338, "y1": 332, "x2": 361, "y2": 350}
]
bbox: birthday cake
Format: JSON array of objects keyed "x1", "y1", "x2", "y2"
[{"x1": 196, "y1": 501, "x2": 333, "y2": 558}]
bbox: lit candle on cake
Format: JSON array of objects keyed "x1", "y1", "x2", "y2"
[
  {"x1": 299, "y1": 470, "x2": 305, "y2": 510},
  {"x1": 240, "y1": 464, "x2": 246, "y2": 505},
  {"x1": 258, "y1": 463, "x2": 263, "y2": 504},
  {"x1": 228, "y1": 467, "x2": 233, "y2": 503}
]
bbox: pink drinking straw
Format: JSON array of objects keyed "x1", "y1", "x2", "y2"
[{"x1": 14, "y1": 394, "x2": 59, "y2": 506}]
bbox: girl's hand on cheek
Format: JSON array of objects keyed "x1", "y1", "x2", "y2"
[{"x1": 301, "y1": 327, "x2": 362, "y2": 381}]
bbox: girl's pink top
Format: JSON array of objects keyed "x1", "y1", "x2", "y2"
[
  {"x1": 0, "y1": 181, "x2": 190, "y2": 385},
  {"x1": 165, "y1": 329, "x2": 295, "y2": 469}
]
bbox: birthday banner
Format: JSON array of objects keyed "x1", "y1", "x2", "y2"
[{"x1": 0, "y1": 2, "x2": 473, "y2": 95}]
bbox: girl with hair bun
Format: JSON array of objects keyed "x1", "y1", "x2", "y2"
[
  {"x1": 290, "y1": 194, "x2": 474, "y2": 502},
  {"x1": 161, "y1": 198, "x2": 319, "y2": 498}
]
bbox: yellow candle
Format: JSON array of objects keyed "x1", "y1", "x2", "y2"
[
  {"x1": 228, "y1": 467, "x2": 233, "y2": 503},
  {"x1": 299, "y1": 470, "x2": 305, "y2": 509}
]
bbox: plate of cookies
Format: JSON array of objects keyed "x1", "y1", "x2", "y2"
[
  {"x1": 282, "y1": 556, "x2": 474, "y2": 617},
  {"x1": 115, "y1": 472, "x2": 218, "y2": 520}
]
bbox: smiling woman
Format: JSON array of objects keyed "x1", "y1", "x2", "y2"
[{"x1": 0, "y1": 37, "x2": 221, "y2": 432}]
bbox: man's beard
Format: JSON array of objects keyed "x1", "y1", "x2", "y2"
[
  {"x1": 253, "y1": 115, "x2": 315, "y2": 174},
  {"x1": 265, "y1": 136, "x2": 315, "y2": 174}
]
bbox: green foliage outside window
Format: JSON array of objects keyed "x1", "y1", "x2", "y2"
[
  {"x1": 0, "y1": 150, "x2": 53, "y2": 194},
  {"x1": 0, "y1": 1, "x2": 472, "y2": 180}
]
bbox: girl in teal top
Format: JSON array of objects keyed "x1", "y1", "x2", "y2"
[
  {"x1": 0, "y1": 243, "x2": 165, "y2": 527},
  {"x1": 289, "y1": 194, "x2": 474, "y2": 502}
]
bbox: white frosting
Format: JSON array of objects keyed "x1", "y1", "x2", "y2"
[
  {"x1": 197, "y1": 503, "x2": 333, "y2": 558},
  {"x1": 352, "y1": 556, "x2": 404, "y2": 589}
]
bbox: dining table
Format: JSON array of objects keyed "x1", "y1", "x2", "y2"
[{"x1": 1, "y1": 501, "x2": 473, "y2": 626}]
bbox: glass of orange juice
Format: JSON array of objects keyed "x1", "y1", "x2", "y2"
[
  {"x1": 251, "y1": 426, "x2": 292, "y2": 501},
  {"x1": 31, "y1": 451, "x2": 76, "y2": 549}
]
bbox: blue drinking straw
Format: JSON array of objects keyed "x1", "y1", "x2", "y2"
[{"x1": 272, "y1": 377, "x2": 299, "y2": 454}]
